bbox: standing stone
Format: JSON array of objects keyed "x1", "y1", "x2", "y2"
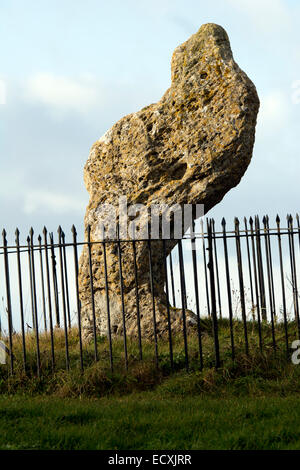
[{"x1": 79, "y1": 23, "x2": 259, "y2": 340}]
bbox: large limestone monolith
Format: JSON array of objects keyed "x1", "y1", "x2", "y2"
[{"x1": 79, "y1": 23, "x2": 259, "y2": 340}]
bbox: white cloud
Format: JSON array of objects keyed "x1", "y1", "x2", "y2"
[
  {"x1": 24, "y1": 73, "x2": 101, "y2": 115},
  {"x1": 23, "y1": 189, "x2": 86, "y2": 215},
  {"x1": 227, "y1": 0, "x2": 292, "y2": 33}
]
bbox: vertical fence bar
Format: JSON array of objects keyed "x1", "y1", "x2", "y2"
[
  {"x1": 244, "y1": 218, "x2": 254, "y2": 315},
  {"x1": 263, "y1": 216, "x2": 276, "y2": 353},
  {"x1": 27, "y1": 236, "x2": 36, "y2": 330},
  {"x1": 71, "y1": 225, "x2": 83, "y2": 372},
  {"x1": 58, "y1": 226, "x2": 70, "y2": 370},
  {"x1": 221, "y1": 218, "x2": 235, "y2": 361},
  {"x1": 249, "y1": 217, "x2": 263, "y2": 352},
  {"x1": 201, "y1": 218, "x2": 211, "y2": 317},
  {"x1": 162, "y1": 239, "x2": 174, "y2": 371},
  {"x1": 207, "y1": 220, "x2": 220, "y2": 368},
  {"x1": 178, "y1": 239, "x2": 189, "y2": 372},
  {"x1": 86, "y1": 225, "x2": 98, "y2": 362},
  {"x1": 169, "y1": 251, "x2": 176, "y2": 308},
  {"x1": 212, "y1": 219, "x2": 222, "y2": 319},
  {"x1": 49, "y1": 233, "x2": 60, "y2": 328},
  {"x1": 276, "y1": 216, "x2": 289, "y2": 356},
  {"x1": 132, "y1": 239, "x2": 142, "y2": 361},
  {"x1": 191, "y1": 220, "x2": 203, "y2": 369},
  {"x1": 43, "y1": 227, "x2": 55, "y2": 372},
  {"x1": 117, "y1": 224, "x2": 128, "y2": 370},
  {"x1": 38, "y1": 235, "x2": 47, "y2": 332},
  {"x1": 15, "y1": 229, "x2": 26, "y2": 370},
  {"x1": 2, "y1": 230, "x2": 14, "y2": 374},
  {"x1": 147, "y1": 233, "x2": 159, "y2": 369},
  {"x1": 266, "y1": 216, "x2": 276, "y2": 322},
  {"x1": 62, "y1": 231, "x2": 71, "y2": 330},
  {"x1": 287, "y1": 215, "x2": 300, "y2": 339},
  {"x1": 30, "y1": 228, "x2": 41, "y2": 377},
  {"x1": 234, "y1": 218, "x2": 249, "y2": 355},
  {"x1": 102, "y1": 238, "x2": 113, "y2": 372},
  {"x1": 255, "y1": 216, "x2": 267, "y2": 321}
]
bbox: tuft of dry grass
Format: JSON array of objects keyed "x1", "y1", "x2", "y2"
[{"x1": 0, "y1": 317, "x2": 299, "y2": 397}]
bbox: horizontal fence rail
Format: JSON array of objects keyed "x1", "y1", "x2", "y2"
[{"x1": 0, "y1": 215, "x2": 300, "y2": 377}]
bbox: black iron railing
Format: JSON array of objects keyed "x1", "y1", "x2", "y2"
[{"x1": 0, "y1": 214, "x2": 300, "y2": 377}]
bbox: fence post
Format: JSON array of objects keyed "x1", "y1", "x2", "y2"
[
  {"x1": 178, "y1": 239, "x2": 189, "y2": 372},
  {"x1": 2, "y1": 229, "x2": 14, "y2": 374},
  {"x1": 191, "y1": 219, "x2": 203, "y2": 369},
  {"x1": 249, "y1": 217, "x2": 263, "y2": 352},
  {"x1": 86, "y1": 225, "x2": 98, "y2": 363},
  {"x1": 276, "y1": 216, "x2": 289, "y2": 357},
  {"x1": 287, "y1": 215, "x2": 300, "y2": 339},
  {"x1": 49, "y1": 232, "x2": 60, "y2": 328},
  {"x1": 201, "y1": 218, "x2": 211, "y2": 317},
  {"x1": 255, "y1": 216, "x2": 267, "y2": 321},
  {"x1": 71, "y1": 225, "x2": 83, "y2": 373},
  {"x1": 62, "y1": 231, "x2": 71, "y2": 330},
  {"x1": 162, "y1": 239, "x2": 174, "y2": 371},
  {"x1": 234, "y1": 217, "x2": 249, "y2": 355},
  {"x1": 221, "y1": 218, "x2": 235, "y2": 361},
  {"x1": 262, "y1": 216, "x2": 276, "y2": 353},
  {"x1": 207, "y1": 219, "x2": 220, "y2": 368},
  {"x1": 15, "y1": 228, "x2": 27, "y2": 371},
  {"x1": 43, "y1": 227, "x2": 55, "y2": 372},
  {"x1": 147, "y1": 226, "x2": 159, "y2": 369},
  {"x1": 30, "y1": 228, "x2": 41, "y2": 377},
  {"x1": 117, "y1": 222, "x2": 128, "y2": 370},
  {"x1": 58, "y1": 226, "x2": 70, "y2": 370},
  {"x1": 212, "y1": 219, "x2": 222, "y2": 319},
  {"x1": 38, "y1": 234, "x2": 47, "y2": 332}
]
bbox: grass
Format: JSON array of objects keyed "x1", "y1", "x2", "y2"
[
  {"x1": 0, "y1": 317, "x2": 299, "y2": 396},
  {"x1": 1, "y1": 318, "x2": 300, "y2": 449},
  {"x1": 2, "y1": 389, "x2": 300, "y2": 449}
]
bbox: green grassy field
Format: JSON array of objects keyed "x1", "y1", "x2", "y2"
[
  {"x1": 1, "y1": 388, "x2": 300, "y2": 450},
  {"x1": 1, "y1": 318, "x2": 300, "y2": 450}
]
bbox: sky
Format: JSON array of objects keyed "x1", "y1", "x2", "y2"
[{"x1": 1, "y1": 0, "x2": 300, "y2": 244}]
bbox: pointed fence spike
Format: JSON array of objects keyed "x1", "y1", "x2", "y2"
[
  {"x1": 221, "y1": 217, "x2": 226, "y2": 226},
  {"x1": 43, "y1": 226, "x2": 47, "y2": 235}
]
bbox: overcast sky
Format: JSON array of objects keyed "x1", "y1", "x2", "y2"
[{"x1": 1, "y1": 0, "x2": 300, "y2": 243}]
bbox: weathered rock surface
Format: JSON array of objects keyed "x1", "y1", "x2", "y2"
[{"x1": 79, "y1": 23, "x2": 259, "y2": 340}]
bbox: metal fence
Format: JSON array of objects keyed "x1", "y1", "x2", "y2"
[{"x1": 1, "y1": 214, "x2": 300, "y2": 377}]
